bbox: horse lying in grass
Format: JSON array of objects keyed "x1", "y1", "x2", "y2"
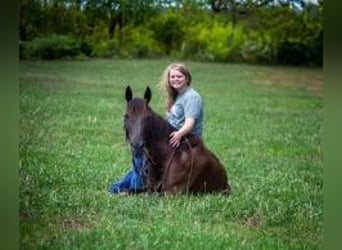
[{"x1": 124, "y1": 86, "x2": 231, "y2": 195}]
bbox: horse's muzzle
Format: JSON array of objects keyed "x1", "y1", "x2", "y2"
[{"x1": 130, "y1": 141, "x2": 145, "y2": 155}]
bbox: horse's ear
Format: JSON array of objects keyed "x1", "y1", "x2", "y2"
[
  {"x1": 125, "y1": 85, "x2": 133, "y2": 102},
  {"x1": 144, "y1": 86, "x2": 152, "y2": 104}
]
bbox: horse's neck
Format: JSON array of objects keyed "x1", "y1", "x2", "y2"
[
  {"x1": 145, "y1": 111, "x2": 174, "y2": 156},
  {"x1": 150, "y1": 112, "x2": 174, "y2": 139}
]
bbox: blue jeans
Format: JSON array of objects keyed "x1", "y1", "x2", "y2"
[{"x1": 109, "y1": 149, "x2": 147, "y2": 194}]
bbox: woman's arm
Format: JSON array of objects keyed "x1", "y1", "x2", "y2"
[{"x1": 169, "y1": 117, "x2": 195, "y2": 148}]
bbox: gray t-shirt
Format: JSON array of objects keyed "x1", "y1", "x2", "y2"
[{"x1": 167, "y1": 87, "x2": 203, "y2": 136}]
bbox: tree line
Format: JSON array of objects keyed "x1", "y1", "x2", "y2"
[{"x1": 19, "y1": 0, "x2": 323, "y2": 66}]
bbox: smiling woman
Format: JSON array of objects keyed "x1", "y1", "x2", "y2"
[{"x1": 159, "y1": 63, "x2": 203, "y2": 148}]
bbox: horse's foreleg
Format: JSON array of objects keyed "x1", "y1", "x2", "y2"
[{"x1": 146, "y1": 165, "x2": 162, "y2": 193}]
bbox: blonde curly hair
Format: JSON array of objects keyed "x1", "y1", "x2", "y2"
[{"x1": 158, "y1": 62, "x2": 192, "y2": 111}]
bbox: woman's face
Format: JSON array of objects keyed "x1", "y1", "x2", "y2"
[{"x1": 169, "y1": 69, "x2": 188, "y2": 93}]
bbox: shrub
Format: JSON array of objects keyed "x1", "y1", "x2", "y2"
[
  {"x1": 241, "y1": 31, "x2": 274, "y2": 63},
  {"x1": 181, "y1": 21, "x2": 245, "y2": 62},
  {"x1": 25, "y1": 34, "x2": 82, "y2": 59},
  {"x1": 310, "y1": 30, "x2": 323, "y2": 66},
  {"x1": 276, "y1": 40, "x2": 311, "y2": 65},
  {"x1": 79, "y1": 40, "x2": 93, "y2": 57},
  {"x1": 91, "y1": 25, "x2": 162, "y2": 59},
  {"x1": 121, "y1": 25, "x2": 162, "y2": 58},
  {"x1": 91, "y1": 39, "x2": 119, "y2": 58},
  {"x1": 149, "y1": 11, "x2": 186, "y2": 55}
]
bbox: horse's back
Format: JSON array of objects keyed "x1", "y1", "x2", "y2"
[
  {"x1": 163, "y1": 137, "x2": 231, "y2": 195},
  {"x1": 190, "y1": 143, "x2": 230, "y2": 194}
]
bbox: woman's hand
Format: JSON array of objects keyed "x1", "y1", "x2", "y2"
[
  {"x1": 169, "y1": 131, "x2": 183, "y2": 148},
  {"x1": 169, "y1": 117, "x2": 195, "y2": 148}
]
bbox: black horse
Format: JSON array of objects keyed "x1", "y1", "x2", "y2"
[{"x1": 124, "y1": 86, "x2": 231, "y2": 195}]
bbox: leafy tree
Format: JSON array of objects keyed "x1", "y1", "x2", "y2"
[{"x1": 19, "y1": 0, "x2": 323, "y2": 65}]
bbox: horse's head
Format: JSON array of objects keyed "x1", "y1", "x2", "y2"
[{"x1": 124, "y1": 86, "x2": 152, "y2": 151}]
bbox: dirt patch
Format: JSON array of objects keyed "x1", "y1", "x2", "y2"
[
  {"x1": 252, "y1": 67, "x2": 323, "y2": 97},
  {"x1": 62, "y1": 218, "x2": 91, "y2": 232},
  {"x1": 242, "y1": 213, "x2": 264, "y2": 229}
]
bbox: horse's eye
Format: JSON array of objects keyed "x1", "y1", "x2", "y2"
[{"x1": 123, "y1": 115, "x2": 129, "y2": 127}]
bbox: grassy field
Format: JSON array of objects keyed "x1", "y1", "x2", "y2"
[{"x1": 19, "y1": 59, "x2": 323, "y2": 249}]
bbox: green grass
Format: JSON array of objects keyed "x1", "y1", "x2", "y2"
[{"x1": 19, "y1": 59, "x2": 323, "y2": 249}]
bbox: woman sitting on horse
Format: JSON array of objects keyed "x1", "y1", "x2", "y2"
[{"x1": 109, "y1": 62, "x2": 203, "y2": 194}]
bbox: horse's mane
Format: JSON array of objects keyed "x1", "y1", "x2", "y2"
[{"x1": 148, "y1": 105, "x2": 177, "y2": 141}]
